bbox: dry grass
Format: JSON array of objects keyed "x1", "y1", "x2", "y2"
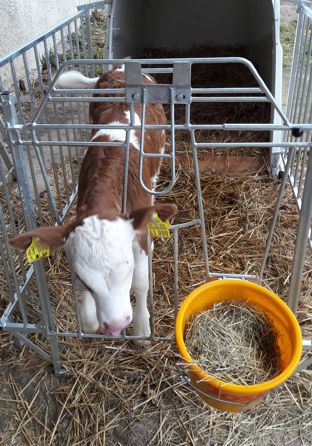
[
  {"x1": 1, "y1": 157, "x2": 312, "y2": 446},
  {"x1": 185, "y1": 301, "x2": 281, "y2": 385},
  {"x1": 0, "y1": 43, "x2": 311, "y2": 446}
]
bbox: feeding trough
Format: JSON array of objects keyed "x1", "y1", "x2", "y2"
[{"x1": 175, "y1": 280, "x2": 302, "y2": 412}]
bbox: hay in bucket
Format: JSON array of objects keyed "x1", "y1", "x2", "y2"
[{"x1": 185, "y1": 301, "x2": 281, "y2": 386}]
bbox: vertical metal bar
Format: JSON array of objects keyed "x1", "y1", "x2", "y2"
[
  {"x1": 52, "y1": 33, "x2": 60, "y2": 71},
  {"x1": 79, "y1": 14, "x2": 90, "y2": 120},
  {"x1": 105, "y1": 0, "x2": 116, "y2": 70},
  {"x1": 259, "y1": 148, "x2": 295, "y2": 281},
  {"x1": 173, "y1": 228, "x2": 179, "y2": 320},
  {"x1": 42, "y1": 38, "x2": 68, "y2": 209},
  {"x1": 85, "y1": 10, "x2": 95, "y2": 77},
  {"x1": 190, "y1": 128, "x2": 209, "y2": 279},
  {"x1": 147, "y1": 234, "x2": 154, "y2": 340},
  {"x1": 31, "y1": 128, "x2": 60, "y2": 224},
  {"x1": 9, "y1": 60, "x2": 42, "y2": 221},
  {"x1": 122, "y1": 104, "x2": 132, "y2": 213},
  {"x1": 22, "y1": 52, "x2": 36, "y2": 117},
  {"x1": 0, "y1": 158, "x2": 26, "y2": 277},
  {"x1": 0, "y1": 206, "x2": 29, "y2": 326},
  {"x1": 288, "y1": 148, "x2": 312, "y2": 313},
  {"x1": 1, "y1": 92, "x2": 63, "y2": 374},
  {"x1": 73, "y1": 19, "x2": 85, "y2": 153},
  {"x1": 60, "y1": 28, "x2": 78, "y2": 195},
  {"x1": 74, "y1": 19, "x2": 81, "y2": 60},
  {"x1": 286, "y1": 9, "x2": 305, "y2": 121}
]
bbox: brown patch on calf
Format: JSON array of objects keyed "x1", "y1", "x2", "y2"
[{"x1": 77, "y1": 68, "x2": 170, "y2": 229}]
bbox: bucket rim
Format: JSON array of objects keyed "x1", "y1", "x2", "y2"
[{"x1": 175, "y1": 279, "x2": 303, "y2": 395}]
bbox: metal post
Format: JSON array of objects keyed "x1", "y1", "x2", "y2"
[
  {"x1": 0, "y1": 91, "x2": 64, "y2": 375},
  {"x1": 288, "y1": 147, "x2": 312, "y2": 313}
]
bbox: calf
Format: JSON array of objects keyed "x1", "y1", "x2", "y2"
[{"x1": 10, "y1": 67, "x2": 177, "y2": 339}]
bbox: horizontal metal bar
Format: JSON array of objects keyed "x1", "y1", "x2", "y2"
[
  {"x1": 0, "y1": 10, "x2": 85, "y2": 67},
  {"x1": 192, "y1": 96, "x2": 268, "y2": 103},
  {"x1": 195, "y1": 141, "x2": 312, "y2": 148},
  {"x1": 57, "y1": 56, "x2": 273, "y2": 67},
  {"x1": 171, "y1": 219, "x2": 201, "y2": 230},
  {"x1": 303, "y1": 339, "x2": 312, "y2": 350},
  {"x1": 208, "y1": 272, "x2": 258, "y2": 280},
  {"x1": 53, "y1": 332, "x2": 172, "y2": 341},
  {"x1": 53, "y1": 87, "x2": 125, "y2": 95},
  {"x1": 26, "y1": 122, "x2": 312, "y2": 131},
  {"x1": 48, "y1": 96, "x2": 125, "y2": 103},
  {"x1": 295, "y1": 355, "x2": 312, "y2": 373},
  {"x1": 143, "y1": 153, "x2": 172, "y2": 159},
  {"x1": 142, "y1": 68, "x2": 174, "y2": 74},
  {"x1": 192, "y1": 87, "x2": 262, "y2": 94},
  {"x1": 4, "y1": 322, "x2": 44, "y2": 333},
  {"x1": 21, "y1": 139, "x2": 312, "y2": 149}
]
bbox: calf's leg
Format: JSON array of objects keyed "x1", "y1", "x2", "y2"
[{"x1": 132, "y1": 239, "x2": 151, "y2": 341}]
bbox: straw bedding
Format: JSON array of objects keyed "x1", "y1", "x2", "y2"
[
  {"x1": 185, "y1": 301, "x2": 281, "y2": 385},
  {"x1": 0, "y1": 155, "x2": 312, "y2": 446},
  {"x1": 0, "y1": 39, "x2": 311, "y2": 446}
]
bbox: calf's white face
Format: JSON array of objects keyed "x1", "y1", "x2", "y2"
[{"x1": 65, "y1": 215, "x2": 135, "y2": 335}]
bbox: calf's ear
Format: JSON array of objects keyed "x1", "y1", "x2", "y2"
[
  {"x1": 129, "y1": 204, "x2": 177, "y2": 231},
  {"x1": 9, "y1": 219, "x2": 81, "y2": 251}
]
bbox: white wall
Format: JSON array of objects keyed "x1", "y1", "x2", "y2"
[{"x1": 0, "y1": 0, "x2": 93, "y2": 89}]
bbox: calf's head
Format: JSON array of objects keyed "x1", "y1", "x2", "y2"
[{"x1": 10, "y1": 204, "x2": 177, "y2": 336}]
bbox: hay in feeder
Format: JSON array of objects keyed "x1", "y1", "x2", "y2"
[{"x1": 185, "y1": 301, "x2": 281, "y2": 385}]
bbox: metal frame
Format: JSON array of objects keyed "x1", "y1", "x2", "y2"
[{"x1": 0, "y1": 0, "x2": 311, "y2": 374}]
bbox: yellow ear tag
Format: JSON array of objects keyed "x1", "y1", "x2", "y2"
[
  {"x1": 26, "y1": 237, "x2": 51, "y2": 264},
  {"x1": 147, "y1": 212, "x2": 171, "y2": 238}
]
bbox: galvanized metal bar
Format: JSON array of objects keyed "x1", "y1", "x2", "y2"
[
  {"x1": 295, "y1": 355, "x2": 312, "y2": 373},
  {"x1": 190, "y1": 128, "x2": 209, "y2": 280},
  {"x1": 0, "y1": 162, "x2": 26, "y2": 277},
  {"x1": 259, "y1": 148, "x2": 296, "y2": 281},
  {"x1": 173, "y1": 229, "x2": 179, "y2": 320},
  {"x1": 208, "y1": 273, "x2": 257, "y2": 280},
  {"x1": 53, "y1": 87, "x2": 125, "y2": 94},
  {"x1": 105, "y1": 0, "x2": 116, "y2": 68},
  {"x1": 303, "y1": 339, "x2": 312, "y2": 350},
  {"x1": 0, "y1": 265, "x2": 34, "y2": 327},
  {"x1": 85, "y1": 10, "x2": 95, "y2": 77},
  {"x1": 171, "y1": 219, "x2": 201, "y2": 230},
  {"x1": 1, "y1": 91, "x2": 63, "y2": 374},
  {"x1": 288, "y1": 147, "x2": 312, "y2": 313},
  {"x1": 121, "y1": 105, "x2": 132, "y2": 213},
  {"x1": 28, "y1": 122, "x2": 312, "y2": 132},
  {"x1": 292, "y1": 14, "x2": 310, "y2": 124},
  {"x1": 192, "y1": 87, "x2": 262, "y2": 94},
  {"x1": 0, "y1": 210, "x2": 14, "y2": 299},
  {"x1": 41, "y1": 47, "x2": 67, "y2": 210},
  {"x1": 66, "y1": 21, "x2": 83, "y2": 169},
  {"x1": 138, "y1": 87, "x2": 176, "y2": 195},
  {"x1": 22, "y1": 52, "x2": 36, "y2": 117},
  {"x1": 191, "y1": 96, "x2": 268, "y2": 103},
  {"x1": 12, "y1": 333, "x2": 52, "y2": 363}
]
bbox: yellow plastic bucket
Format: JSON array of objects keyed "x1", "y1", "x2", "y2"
[{"x1": 175, "y1": 280, "x2": 302, "y2": 412}]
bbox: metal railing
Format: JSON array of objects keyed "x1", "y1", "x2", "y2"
[{"x1": 0, "y1": 0, "x2": 311, "y2": 373}]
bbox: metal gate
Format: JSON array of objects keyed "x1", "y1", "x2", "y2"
[{"x1": 0, "y1": 0, "x2": 311, "y2": 374}]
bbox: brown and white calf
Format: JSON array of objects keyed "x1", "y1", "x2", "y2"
[{"x1": 10, "y1": 67, "x2": 177, "y2": 338}]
